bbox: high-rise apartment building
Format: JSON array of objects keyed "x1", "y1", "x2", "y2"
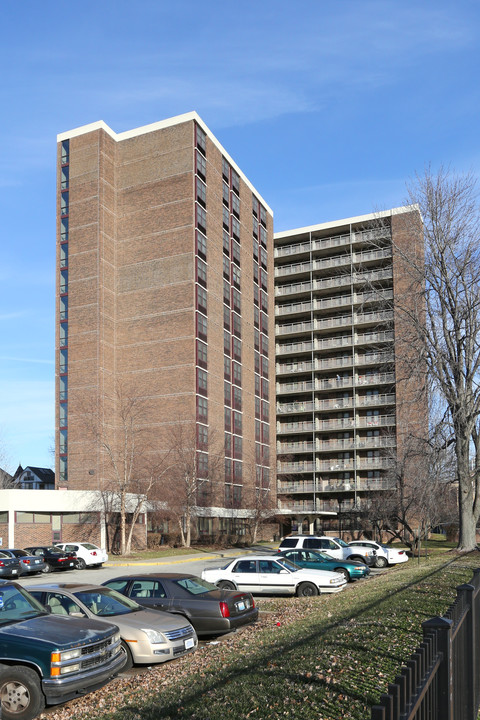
[
  {"x1": 274, "y1": 208, "x2": 425, "y2": 534},
  {"x1": 56, "y1": 113, "x2": 275, "y2": 536}
]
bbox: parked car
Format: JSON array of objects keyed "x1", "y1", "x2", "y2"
[
  {"x1": 201, "y1": 555, "x2": 347, "y2": 596},
  {"x1": 0, "y1": 551, "x2": 22, "y2": 578},
  {"x1": 54, "y1": 542, "x2": 108, "y2": 569},
  {"x1": 27, "y1": 583, "x2": 198, "y2": 670},
  {"x1": 278, "y1": 535, "x2": 376, "y2": 565},
  {"x1": 348, "y1": 540, "x2": 409, "y2": 568},
  {"x1": 0, "y1": 580, "x2": 125, "y2": 720},
  {"x1": 23, "y1": 546, "x2": 77, "y2": 573},
  {"x1": 277, "y1": 549, "x2": 371, "y2": 582},
  {"x1": 0, "y1": 549, "x2": 46, "y2": 575},
  {"x1": 102, "y1": 573, "x2": 258, "y2": 637}
]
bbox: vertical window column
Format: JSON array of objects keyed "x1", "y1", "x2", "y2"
[{"x1": 59, "y1": 139, "x2": 69, "y2": 484}]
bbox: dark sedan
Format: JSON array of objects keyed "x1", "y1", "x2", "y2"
[
  {"x1": 277, "y1": 549, "x2": 371, "y2": 582},
  {"x1": 23, "y1": 545, "x2": 77, "y2": 573},
  {"x1": 0, "y1": 548, "x2": 46, "y2": 575},
  {"x1": 0, "y1": 551, "x2": 22, "y2": 578},
  {"x1": 102, "y1": 573, "x2": 258, "y2": 637}
]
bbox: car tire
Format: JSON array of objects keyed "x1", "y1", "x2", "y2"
[
  {"x1": 335, "y1": 568, "x2": 350, "y2": 582},
  {"x1": 0, "y1": 665, "x2": 45, "y2": 720},
  {"x1": 217, "y1": 581, "x2": 236, "y2": 590},
  {"x1": 296, "y1": 582, "x2": 319, "y2": 597},
  {"x1": 41, "y1": 563, "x2": 52, "y2": 574},
  {"x1": 76, "y1": 558, "x2": 87, "y2": 570},
  {"x1": 120, "y1": 641, "x2": 134, "y2": 671},
  {"x1": 375, "y1": 557, "x2": 388, "y2": 568}
]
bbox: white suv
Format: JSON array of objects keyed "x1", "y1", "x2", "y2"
[
  {"x1": 348, "y1": 540, "x2": 409, "y2": 568},
  {"x1": 278, "y1": 536, "x2": 375, "y2": 565}
]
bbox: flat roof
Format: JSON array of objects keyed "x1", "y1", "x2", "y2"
[
  {"x1": 274, "y1": 205, "x2": 419, "y2": 240},
  {"x1": 57, "y1": 112, "x2": 273, "y2": 216}
]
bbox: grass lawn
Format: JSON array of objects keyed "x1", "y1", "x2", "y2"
[{"x1": 48, "y1": 545, "x2": 479, "y2": 720}]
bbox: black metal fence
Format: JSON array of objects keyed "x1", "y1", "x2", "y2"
[{"x1": 371, "y1": 567, "x2": 480, "y2": 720}]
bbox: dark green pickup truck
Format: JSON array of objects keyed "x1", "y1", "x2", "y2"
[{"x1": 0, "y1": 580, "x2": 126, "y2": 720}]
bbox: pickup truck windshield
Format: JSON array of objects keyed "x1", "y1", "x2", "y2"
[{"x1": 0, "y1": 583, "x2": 47, "y2": 626}]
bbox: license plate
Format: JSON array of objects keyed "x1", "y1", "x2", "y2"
[
  {"x1": 34, "y1": 559, "x2": 41, "y2": 564},
  {"x1": 12, "y1": 570, "x2": 17, "y2": 574},
  {"x1": 69, "y1": 562, "x2": 74, "y2": 566},
  {"x1": 236, "y1": 601, "x2": 246, "y2": 611},
  {"x1": 184, "y1": 638, "x2": 195, "y2": 649}
]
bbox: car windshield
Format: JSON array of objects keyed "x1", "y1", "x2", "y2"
[
  {"x1": 74, "y1": 587, "x2": 141, "y2": 617},
  {"x1": 0, "y1": 584, "x2": 47, "y2": 626},
  {"x1": 308, "y1": 551, "x2": 331, "y2": 561},
  {"x1": 275, "y1": 557, "x2": 298, "y2": 572},
  {"x1": 46, "y1": 547, "x2": 65, "y2": 554},
  {"x1": 333, "y1": 537, "x2": 349, "y2": 547},
  {"x1": 174, "y1": 577, "x2": 218, "y2": 595},
  {"x1": 11, "y1": 550, "x2": 28, "y2": 558},
  {"x1": 82, "y1": 544, "x2": 99, "y2": 551}
]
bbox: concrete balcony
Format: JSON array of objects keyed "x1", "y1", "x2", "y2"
[
  {"x1": 276, "y1": 380, "x2": 314, "y2": 395},
  {"x1": 276, "y1": 360, "x2": 314, "y2": 376},
  {"x1": 277, "y1": 440, "x2": 315, "y2": 454},
  {"x1": 356, "y1": 351, "x2": 394, "y2": 367},
  {"x1": 275, "y1": 281, "x2": 312, "y2": 298},
  {"x1": 316, "y1": 396, "x2": 354, "y2": 411},
  {"x1": 277, "y1": 400, "x2": 315, "y2": 415},
  {"x1": 277, "y1": 460, "x2": 315, "y2": 474},
  {"x1": 276, "y1": 320, "x2": 314, "y2": 337},
  {"x1": 356, "y1": 393, "x2": 396, "y2": 407},
  {"x1": 277, "y1": 420, "x2": 315, "y2": 435},
  {"x1": 275, "y1": 300, "x2": 313, "y2": 317},
  {"x1": 276, "y1": 340, "x2": 314, "y2": 356}
]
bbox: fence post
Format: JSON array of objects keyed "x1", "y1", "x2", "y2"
[
  {"x1": 422, "y1": 616, "x2": 453, "y2": 720},
  {"x1": 457, "y1": 583, "x2": 475, "y2": 720}
]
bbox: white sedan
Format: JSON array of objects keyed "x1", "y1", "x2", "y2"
[
  {"x1": 201, "y1": 555, "x2": 347, "y2": 597},
  {"x1": 347, "y1": 540, "x2": 409, "y2": 568},
  {"x1": 55, "y1": 542, "x2": 108, "y2": 569}
]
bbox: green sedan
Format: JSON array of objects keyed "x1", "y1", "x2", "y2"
[{"x1": 277, "y1": 549, "x2": 371, "y2": 582}]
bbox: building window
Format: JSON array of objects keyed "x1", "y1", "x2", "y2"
[
  {"x1": 253, "y1": 262, "x2": 259, "y2": 285},
  {"x1": 260, "y1": 205, "x2": 267, "y2": 227},
  {"x1": 222, "y1": 157, "x2": 230, "y2": 183},
  {"x1": 223, "y1": 229, "x2": 230, "y2": 255},
  {"x1": 231, "y1": 240, "x2": 241, "y2": 266},
  {"x1": 224, "y1": 356, "x2": 231, "y2": 380},
  {"x1": 59, "y1": 349, "x2": 68, "y2": 373},
  {"x1": 59, "y1": 402, "x2": 68, "y2": 427},
  {"x1": 253, "y1": 216, "x2": 258, "y2": 239},
  {"x1": 197, "y1": 340, "x2": 207, "y2": 369},
  {"x1": 59, "y1": 295, "x2": 68, "y2": 321},
  {"x1": 255, "y1": 396, "x2": 261, "y2": 419},
  {"x1": 196, "y1": 313, "x2": 207, "y2": 341},
  {"x1": 254, "y1": 329, "x2": 260, "y2": 352},
  {"x1": 197, "y1": 423, "x2": 208, "y2": 450},
  {"x1": 224, "y1": 381, "x2": 231, "y2": 407},
  {"x1": 260, "y1": 246, "x2": 268, "y2": 269},
  {"x1": 59, "y1": 374, "x2": 68, "y2": 401},
  {"x1": 255, "y1": 374, "x2": 261, "y2": 397},
  {"x1": 59, "y1": 428, "x2": 67, "y2": 454},
  {"x1": 260, "y1": 312, "x2": 268, "y2": 335},
  {"x1": 196, "y1": 396, "x2": 208, "y2": 423},
  {"x1": 60, "y1": 322, "x2": 68, "y2": 348},
  {"x1": 261, "y1": 334, "x2": 269, "y2": 356},
  {"x1": 231, "y1": 216, "x2": 240, "y2": 241},
  {"x1": 225, "y1": 459, "x2": 232, "y2": 482},
  {"x1": 60, "y1": 192, "x2": 69, "y2": 217},
  {"x1": 224, "y1": 406, "x2": 231, "y2": 432},
  {"x1": 262, "y1": 423, "x2": 270, "y2": 444},
  {"x1": 197, "y1": 368, "x2": 208, "y2": 396},
  {"x1": 261, "y1": 378, "x2": 269, "y2": 400},
  {"x1": 232, "y1": 337, "x2": 241, "y2": 362},
  {"x1": 61, "y1": 139, "x2": 70, "y2": 165},
  {"x1": 60, "y1": 269, "x2": 68, "y2": 294},
  {"x1": 232, "y1": 313, "x2": 241, "y2": 338},
  {"x1": 233, "y1": 435, "x2": 242, "y2": 459},
  {"x1": 255, "y1": 420, "x2": 261, "y2": 442},
  {"x1": 233, "y1": 411, "x2": 242, "y2": 435},
  {"x1": 196, "y1": 230, "x2": 207, "y2": 260},
  {"x1": 222, "y1": 182, "x2": 229, "y2": 207},
  {"x1": 196, "y1": 177, "x2": 206, "y2": 207},
  {"x1": 197, "y1": 452, "x2": 208, "y2": 478},
  {"x1": 197, "y1": 285, "x2": 207, "y2": 315},
  {"x1": 60, "y1": 243, "x2": 68, "y2": 269},
  {"x1": 196, "y1": 151, "x2": 206, "y2": 180},
  {"x1": 225, "y1": 432, "x2": 232, "y2": 457},
  {"x1": 231, "y1": 169, "x2": 240, "y2": 196},
  {"x1": 252, "y1": 195, "x2": 258, "y2": 217},
  {"x1": 262, "y1": 400, "x2": 269, "y2": 422},
  {"x1": 232, "y1": 288, "x2": 241, "y2": 314},
  {"x1": 232, "y1": 265, "x2": 241, "y2": 289},
  {"x1": 196, "y1": 258, "x2": 207, "y2": 287},
  {"x1": 60, "y1": 218, "x2": 68, "y2": 243},
  {"x1": 196, "y1": 204, "x2": 207, "y2": 234},
  {"x1": 195, "y1": 124, "x2": 206, "y2": 155},
  {"x1": 233, "y1": 461, "x2": 242, "y2": 482},
  {"x1": 223, "y1": 255, "x2": 230, "y2": 280},
  {"x1": 223, "y1": 280, "x2": 230, "y2": 306},
  {"x1": 233, "y1": 386, "x2": 242, "y2": 411},
  {"x1": 223, "y1": 206, "x2": 230, "y2": 231},
  {"x1": 261, "y1": 356, "x2": 269, "y2": 378},
  {"x1": 259, "y1": 225, "x2": 267, "y2": 248},
  {"x1": 254, "y1": 352, "x2": 260, "y2": 374},
  {"x1": 231, "y1": 192, "x2": 240, "y2": 218},
  {"x1": 232, "y1": 362, "x2": 242, "y2": 387},
  {"x1": 224, "y1": 330, "x2": 231, "y2": 355},
  {"x1": 223, "y1": 305, "x2": 230, "y2": 331},
  {"x1": 254, "y1": 306, "x2": 259, "y2": 329}
]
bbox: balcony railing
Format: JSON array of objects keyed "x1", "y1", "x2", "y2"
[
  {"x1": 277, "y1": 401, "x2": 314, "y2": 415},
  {"x1": 277, "y1": 440, "x2": 315, "y2": 454},
  {"x1": 275, "y1": 300, "x2": 313, "y2": 317},
  {"x1": 276, "y1": 340, "x2": 313, "y2": 356},
  {"x1": 277, "y1": 420, "x2": 315, "y2": 434},
  {"x1": 277, "y1": 461, "x2": 315, "y2": 474},
  {"x1": 276, "y1": 360, "x2": 314, "y2": 375},
  {"x1": 274, "y1": 227, "x2": 391, "y2": 261},
  {"x1": 276, "y1": 380, "x2": 314, "y2": 395},
  {"x1": 356, "y1": 393, "x2": 396, "y2": 407}
]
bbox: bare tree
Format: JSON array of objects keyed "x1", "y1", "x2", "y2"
[
  {"x1": 394, "y1": 167, "x2": 480, "y2": 551},
  {"x1": 241, "y1": 458, "x2": 277, "y2": 545},
  {"x1": 83, "y1": 383, "x2": 167, "y2": 555},
  {"x1": 156, "y1": 424, "x2": 223, "y2": 548}
]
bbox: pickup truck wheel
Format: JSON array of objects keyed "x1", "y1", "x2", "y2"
[
  {"x1": 296, "y1": 582, "x2": 318, "y2": 597},
  {"x1": 120, "y1": 641, "x2": 134, "y2": 671},
  {"x1": 217, "y1": 581, "x2": 236, "y2": 590},
  {"x1": 75, "y1": 558, "x2": 87, "y2": 570},
  {"x1": 0, "y1": 666, "x2": 45, "y2": 720},
  {"x1": 375, "y1": 557, "x2": 388, "y2": 568}
]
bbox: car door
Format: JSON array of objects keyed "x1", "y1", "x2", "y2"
[
  {"x1": 229, "y1": 560, "x2": 259, "y2": 592},
  {"x1": 317, "y1": 539, "x2": 343, "y2": 560},
  {"x1": 128, "y1": 579, "x2": 171, "y2": 612},
  {"x1": 258, "y1": 559, "x2": 296, "y2": 594}
]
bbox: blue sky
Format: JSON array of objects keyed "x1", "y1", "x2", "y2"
[{"x1": 0, "y1": 0, "x2": 479, "y2": 472}]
